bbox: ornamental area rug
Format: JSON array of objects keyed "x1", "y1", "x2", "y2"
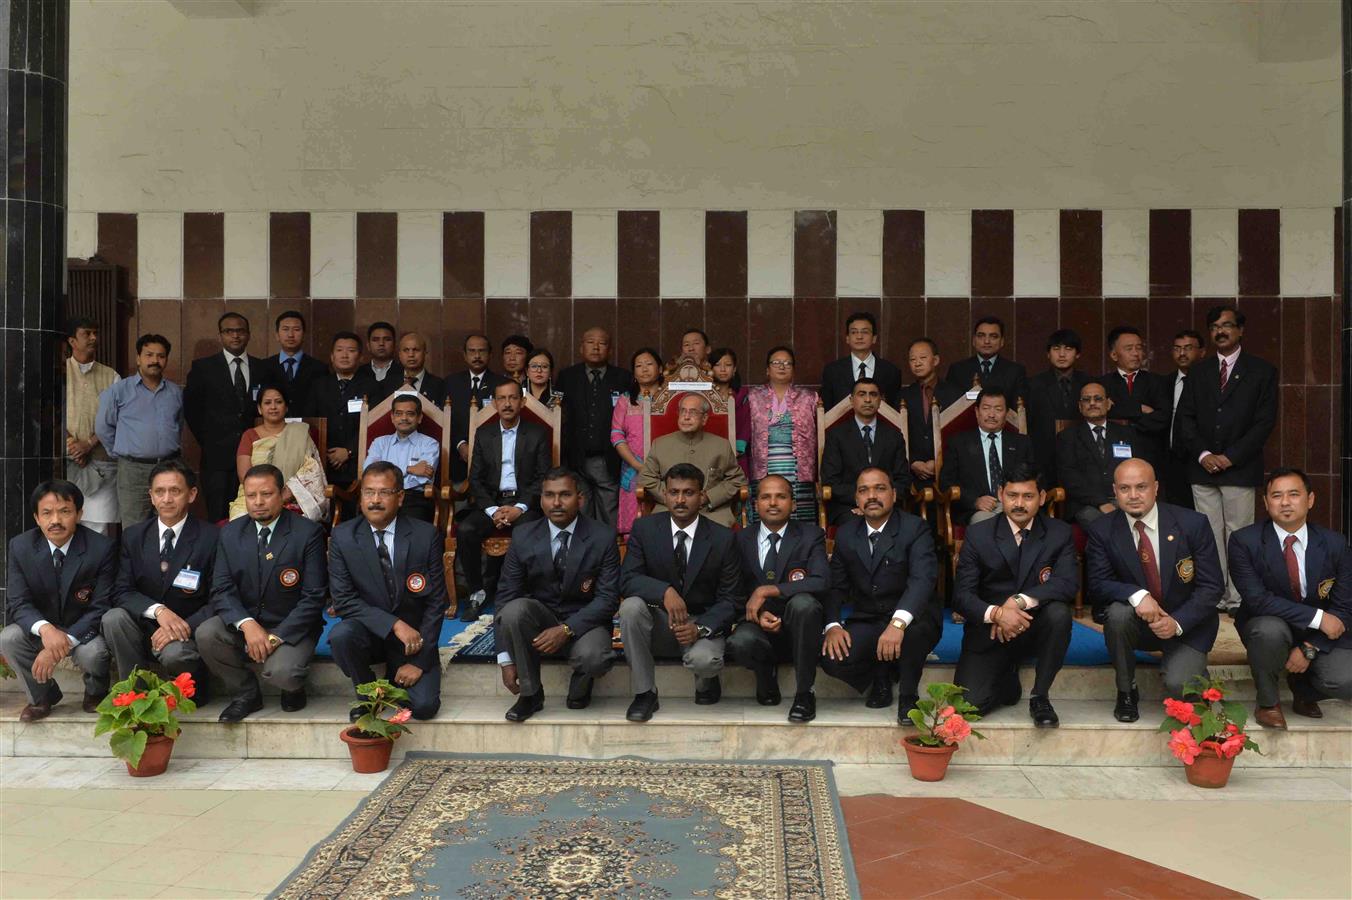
[{"x1": 272, "y1": 753, "x2": 859, "y2": 900}]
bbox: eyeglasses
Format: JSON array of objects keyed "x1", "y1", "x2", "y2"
[
  {"x1": 768, "y1": 360, "x2": 794, "y2": 369},
  {"x1": 360, "y1": 488, "x2": 402, "y2": 499},
  {"x1": 527, "y1": 363, "x2": 551, "y2": 371}
]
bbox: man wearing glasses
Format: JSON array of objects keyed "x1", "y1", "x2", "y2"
[
  {"x1": 184, "y1": 313, "x2": 263, "y2": 522},
  {"x1": 364, "y1": 394, "x2": 441, "y2": 522},
  {"x1": 637, "y1": 393, "x2": 747, "y2": 527}
]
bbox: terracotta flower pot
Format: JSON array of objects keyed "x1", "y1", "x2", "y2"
[
  {"x1": 903, "y1": 737, "x2": 959, "y2": 781},
  {"x1": 126, "y1": 734, "x2": 175, "y2": 777},
  {"x1": 1185, "y1": 744, "x2": 1239, "y2": 789},
  {"x1": 340, "y1": 727, "x2": 395, "y2": 773}
]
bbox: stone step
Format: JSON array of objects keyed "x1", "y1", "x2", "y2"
[{"x1": 5, "y1": 694, "x2": 1346, "y2": 767}]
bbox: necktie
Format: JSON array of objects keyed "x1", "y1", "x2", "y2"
[
  {"x1": 471, "y1": 375, "x2": 481, "y2": 396},
  {"x1": 590, "y1": 369, "x2": 602, "y2": 389},
  {"x1": 980, "y1": 358, "x2": 992, "y2": 382},
  {"x1": 1135, "y1": 520, "x2": 1163, "y2": 601},
  {"x1": 232, "y1": 357, "x2": 248, "y2": 405},
  {"x1": 674, "y1": 531, "x2": 689, "y2": 586},
  {"x1": 1094, "y1": 425, "x2": 1106, "y2": 458},
  {"x1": 284, "y1": 358, "x2": 296, "y2": 382},
  {"x1": 1283, "y1": 534, "x2": 1302, "y2": 602},
  {"x1": 554, "y1": 530, "x2": 571, "y2": 579},
  {"x1": 1219, "y1": 358, "x2": 1229, "y2": 391},
  {"x1": 763, "y1": 532, "x2": 780, "y2": 581},
  {"x1": 1059, "y1": 377, "x2": 1072, "y2": 409},
  {"x1": 404, "y1": 372, "x2": 416, "y2": 386},
  {"x1": 858, "y1": 361, "x2": 867, "y2": 381},
  {"x1": 257, "y1": 525, "x2": 271, "y2": 587},
  {"x1": 987, "y1": 432, "x2": 1002, "y2": 495},
  {"x1": 1125, "y1": 371, "x2": 1135, "y2": 395},
  {"x1": 53, "y1": 548, "x2": 64, "y2": 577},
  {"x1": 338, "y1": 378, "x2": 350, "y2": 400},
  {"x1": 861, "y1": 425, "x2": 873, "y2": 464},
  {"x1": 161, "y1": 528, "x2": 175, "y2": 571},
  {"x1": 868, "y1": 531, "x2": 881, "y2": 557},
  {"x1": 922, "y1": 384, "x2": 933, "y2": 423},
  {"x1": 376, "y1": 529, "x2": 396, "y2": 600},
  {"x1": 1016, "y1": 527, "x2": 1029, "y2": 569}
]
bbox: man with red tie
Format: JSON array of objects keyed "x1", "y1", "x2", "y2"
[
  {"x1": 1086, "y1": 458, "x2": 1222, "y2": 722},
  {"x1": 1230, "y1": 468, "x2": 1351, "y2": 728}
]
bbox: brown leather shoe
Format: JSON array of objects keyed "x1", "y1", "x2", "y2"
[
  {"x1": 19, "y1": 702, "x2": 53, "y2": 723},
  {"x1": 82, "y1": 693, "x2": 101, "y2": 713},
  {"x1": 1291, "y1": 698, "x2": 1323, "y2": 719},
  {"x1": 1254, "y1": 705, "x2": 1287, "y2": 729}
]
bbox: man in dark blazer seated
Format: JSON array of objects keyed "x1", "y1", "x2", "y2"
[
  {"x1": 900, "y1": 337, "x2": 964, "y2": 492},
  {"x1": 820, "y1": 378, "x2": 910, "y2": 526},
  {"x1": 1024, "y1": 329, "x2": 1090, "y2": 489},
  {"x1": 457, "y1": 380, "x2": 551, "y2": 616},
  {"x1": 447, "y1": 333, "x2": 506, "y2": 483},
  {"x1": 102, "y1": 461, "x2": 218, "y2": 695},
  {"x1": 819, "y1": 311, "x2": 903, "y2": 410},
  {"x1": 555, "y1": 326, "x2": 631, "y2": 526},
  {"x1": 328, "y1": 461, "x2": 448, "y2": 721},
  {"x1": 953, "y1": 464, "x2": 1078, "y2": 726},
  {"x1": 1086, "y1": 459, "x2": 1221, "y2": 722},
  {"x1": 823, "y1": 467, "x2": 941, "y2": 723},
  {"x1": 945, "y1": 316, "x2": 1027, "y2": 402},
  {"x1": 1055, "y1": 381, "x2": 1135, "y2": 528},
  {"x1": 183, "y1": 311, "x2": 263, "y2": 522},
  {"x1": 726, "y1": 476, "x2": 829, "y2": 723},
  {"x1": 307, "y1": 331, "x2": 374, "y2": 498},
  {"x1": 197, "y1": 463, "x2": 328, "y2": 722},
  {"x1": 618, "y1": 463, "x2": 741, "y2": 722},
  {"x1": 494, "y1": 467, "x2": 621, "y2": 722},
  {"x1": 1100, "y1": 325, "x2": 1171, "y2": 486},
  {"x1": 256, "y1": 310, "x2": 329, "y2": 417},
  {"x1": 939, "y1": 389, "x2": 1036, "y2": 527},
  {"x1": 1230, "y1": 468, "x2": 1351, "y2": 728},
  {"x1": 1, "y1": 480, "x2": 115, "y2": 721},
  {"x1": 1175, "y1": 305, "x2": 1278, "y2": 612}
]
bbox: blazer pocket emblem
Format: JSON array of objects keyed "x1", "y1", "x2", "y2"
[
  {"x1": 1176, "y1": 557, "x2": 1194, "y2": 584},
  {"x1": 279, "y1": 567, "x2": 300, "y2": 588},
  {"x1": 407, "y1": 573, "x2": 426, "y2": 593},
  {"x1": 788, "y1": 567, "x2": 807, "y2": 582},
  {"x1": 75, "y1": 586, "x2": 93, "y2": 604},
  {"x1": 580, "y1": 577, "x2": 594, "y2": 594},
  {"x1": 1318, "y1": 578, "x2": 1335, "y2": 601},
  {"x1": 1039, "y1": 566, "x2": 1053, "y2": 584}
]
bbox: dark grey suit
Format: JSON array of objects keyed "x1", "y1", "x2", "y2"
[{"x1": 1055, "y1": 420, "x2": 1137, "y2": 527}]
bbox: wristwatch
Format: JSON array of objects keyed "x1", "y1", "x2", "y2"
[
  {"x1": 1301, "y1": 643, "x2": 1318, "y2": 661},
  {"x1": 561, "y1": 623, "x2": 575, "y2": 638},
  {"x1": 1012, "y1": 594, "x2": 1029, "y2": 611},
  {"x1": 696, "y1": 624, "x2": 713, "y2": 639},
  {"x1": 267, "y1": 634, "x2": 283, "y2": 649},
  {"x1": 889, "y1": 617, "x2": 906, "y2": 630}
]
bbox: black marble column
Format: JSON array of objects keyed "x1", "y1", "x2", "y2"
[
  {"x1": 1, "y1": 0, "x2": 68, "y2": 609},
  {"x1": 1342, "y1": 0, "x2": 1351, "y2": 534}
]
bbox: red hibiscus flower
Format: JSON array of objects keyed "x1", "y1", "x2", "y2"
[
  {"x1": 1225, "y1": 723, "x2": 1239, "y2": 734},
  {"x1": 1219, "y1": 733, "x2": 1246, "y2": 759},
  {"x1": 164, "y1": 693, "x2": 177, "y2": 711},
  {"x1": 1167, "y1": 728, "x2": 1200, "y2": 764},
  {"x1": 1202, "y1": 687, "x2": 1223, "y2": 703},
  {"x1": 389, "y1": 708, "x2": 412, "y2": 725},
  {"x1": 935, "y1": 714, "x2": 973, "y2": 746},
  {"x1": 112, "y1": 691, "x2": 146, "y2": 708},
  {"x1": 1163, "y1": 698, "x2": 1201, "y2": 726},
  {"x1": 172, "y1": 672, "x2": 196, "y2": 699}
]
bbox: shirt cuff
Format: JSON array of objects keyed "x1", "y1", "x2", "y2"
[
  {"x1": 1128, "y1": 590, "x2": 1148, "y2": 607},
  {"x1": 891, "y1": 609, "x2": 914, "y2": 627},
  {"x1": 1310, "y1": 609, "x2": 1324, "y2": 630},
  {"x1": 485, "y1": 505, "x2": 499, "y2": 517},
  {"x1": 823, "y1": 621, "x2": 842, "y2": 635},
  {"x1": 68, "y1": 634, "x2": 80, "y2": 647},
  {"x1": 514, "y1": 503, "x2": 528, "y2": 513},
  {"x1": 234, "y1": 617, "x2": 256, "y2": 629},
  {"x1": 30, "y1": 619, "x2": 51, "y2": 637},
  {"x1": 1174, "y1": 621, "x2": 1184, "y2": 638},
  {"x1": 497, "y1": 651, "x2": 513, "y2": 666},
  {"x1": 1022, "y1": 595, "x2": 1040, "y2": 610},
  {"x1": 1197, "y1": 451, "x2": 1210, "y2": 465},
  {"x1": 983, "y1": 605, "x2": 996, "y2": 624},
  {"x1": 145, "y1": 603, "x2": 164, "y2": 621}
]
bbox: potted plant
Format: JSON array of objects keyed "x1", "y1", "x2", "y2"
[
  {"x1": 0, "y1": 655, "x2": 14, "y2": 681},
  {"x1": 341, "y1": 679, "x2": 413, "y2": 773},
  {"x1": 1158, "y1": 675, "x2": 1262, "y2": 789},
  {"x1": 93, "y1": 669, "x2": 197, "y2": 777},
  {"x1": 901, "y1": 682, "x2": 986, "y2": 781}
]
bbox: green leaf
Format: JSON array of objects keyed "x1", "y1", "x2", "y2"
[
  {"x1": 92, "y1": 714, "x2": 115, "y2": 737},
  {"x1": 906, "y1": 709, "x2": 928, "y2": 730},
  {"x1": 968, "y1": 728, "x2": 986, "y2": 741},
  {"x1": 109, "y1": 729, "x2": 148, "y2": 767},
  {"x1": 1222, "y1": 701, "x2": 1247, "y2": 730},
  {"x1": 138, "y1": 696, "x2": 170, "y2": 725}
]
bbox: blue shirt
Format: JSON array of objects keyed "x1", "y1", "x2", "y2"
[
  {"x1": 94, "y1": 374, "x2": 184, "y2": 459},
  {"x1": 486, "y1": 423, "x2": 529, "y2": 516},
  {"x1": 371, "y1": 518, "x2": 396, "y2": 552},
  {"x1": 366, "y1": 431, "x2": 441, "y2": 489}
]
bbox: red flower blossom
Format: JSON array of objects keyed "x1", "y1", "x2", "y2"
[
  {"x1": 389, "y1": 708, "x2": 412, "y2": 725},
  {"x1": 934, "y1": 714, "x2": 973, "y2": 746},
  {"x1": 1163, "y1": 698, "x2": 1201, "y2": 726},
  {"x1": 1201, "y1": 687, "x2": 1223, "y2": 703},
  {"x1": 164, "y1": 693, "x2": 177, "y2": 711},
  {"x1": 1225, "y1": 723, "x2": 1239, "y2": 734},
  {"x1": 112, "y1": 691, "x2": 146, "y2": 708},
  {"x1": 172, "y1": 672, "x2": 196, "y2": 699},
  {"x1": 1219, "y1": 733, "x2": 1246, "y2": 759},
  {"x1": 1168, "y1": 728, "x2": 1200, "y2": 764}
]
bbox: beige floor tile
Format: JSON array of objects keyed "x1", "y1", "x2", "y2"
[
  {"x1": 226, "y1": 818, "x2": 349, "y2": 857},
  {"x1": 203, "y1": 759, "x2": 349, "y2": 791},
  {"x1": 0, "y1": 839, "x2": 134, "y2": 880},
  {"x1": 198, "y1": 791, "x2": 363, "y2": 826},
  {"x1": 52, "y1": 877, "x2": 157, "y2": 898},
  {"x1": 0, "y1": 872, "x2": 82, "y2": 898},
  {"x1": 66, "y1": 811, "x2": 196, "y2": 846},
  {"x1": 0, "y1": 832, "x2": 51, "y2": 869},
  {"x1": 172, "y1": 851, "x2": 304, "y2": 894},
  {"x1": 1, "y1": 787, "x2": 149, "y2": 812},
  {"x1": 0, "y1": 804, "x2": 118, "y2": 840},
  {"x1": 152, "y1": 886, "x2": 259, "y2": 899},
  {"x1": 127, "y1": 789, "x2": 234, "y2": 817},
  {"x1": 160, "y1": 815, "x2": 262, "y2": 854}
]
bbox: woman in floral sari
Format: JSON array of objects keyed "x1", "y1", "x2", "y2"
[
  {"x1": 227, "y1": 384, "x2": 329, "y2": 521},
  {"x1": 609, "y1": 347, "x2": 664, "y2": 536}
]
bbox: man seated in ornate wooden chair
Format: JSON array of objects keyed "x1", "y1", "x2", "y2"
[
  {"x1": 636, "y1": 390, "x2": 746, "y2": 528},
  {"x1": 329, "y1": 391, "x2": 452, "y2": 527},
  {"x1": 818, "y1": 378, "x2": 914, "y2": 551}
]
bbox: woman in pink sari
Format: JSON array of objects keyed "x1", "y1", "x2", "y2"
[
  {"x1": 746, "y1": 346, "x2": 818, "y2": 524},
  {"x1": 610, "y1": 347, "x2": 665, "y2": 536}
]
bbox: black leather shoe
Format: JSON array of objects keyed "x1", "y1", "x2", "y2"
[
  {"x1": 82, "y1": 693, "x2": 102, "y2": 713},
  {"x1": 1030, "y1": 695, "x2": 1059, "y2": 728},
  {"x1": 218, "y1": 693, "x2": 263, "y2": 723},
  {"x1": 1113, "y1": 686, "x2": 1140, "y2": 723},
  {"x1": 459, "y1": 589, "x2": 486, "y2": 622},
  {"x1": 505, "y1": 691, "x2": 544, "y2": 722},
  {"x1": 280, "y1": 689, "x2": 307, "y2": 712},
  {"x1": 694, "y1": 677, "x2": 721, "y2": 705},
  {"x1": 865, "y1": 676, "x2": 892, "y2": 709},
  {"x1": 788, "y1": 692, "x2": 816, "y2": 723},
  {"x1": 754, "y1": 666, "x2": 781, "y2": 706},
  {"x1": 566, "y1": 672, "x2": 594, "y2": 710},
  {"x1": 626, "y1": 690, "x2": 659, "y2": 722},
  {"x1": 348, "y1": 706, "x2": 362, "y2": 723},
  {"x1": 897, "y1": 695, "x2": 919, "y2": 726}
]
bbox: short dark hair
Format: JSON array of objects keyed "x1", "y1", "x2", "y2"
[
  {"x1": 463, "y1": 333, "x2": 491, "y2": 351},
  {"x1": 663, "y1": 462, "x2": 706, "y2": 490},
  {"x1": 844, "y1": 311, "x2": 878, "y2": 335},
  {"x1": 366, "y1": 320, "x2": 396, "y2": 340},
  {"x1": 255, "y1": 382, "x2": 290, "y2": 408},
  {"x1": 31, "y1": 479, "x2": 83, "y2": 515},
  {"x1": 1173, "y1": 328, "x2": 1205, "y2": 348},
  {"x1": 1000, "y1": 462, "x2": 1042, "y2": 489},
  {"x1": 765, "y1": 345, "x2": 795, "y2": 367},
  {"x1": 361, "y1": 460, "x2": 405, "y2": 486},
  {"x1": 908, "y1": 336, "x2": 940, "y2": 356},
  {"x1": 66, "y1": 317, "x2": 99, "y2": 338},
  {"x1": 331, "y1": 330, "x2": 361, "y2": 350},
  {"x1": 502, "y1": 334, "x2": 534, "y2": 355},
  {"x1": 756, "y1": 474, "x2": 794, "y2": 496},
  {"x1": 218, "y1": 312, "x2": 249, "y2": 331},
  {"x1": 1264, "y1": 467, "x2": 1312, "y2": 494},
  {"x1": 275, "y1": 310, "x2": 306, "y2": 331},
  {"x1": 975, "y1": 387, "x2": 1008, "y2": 407},
  {"x1": 149, "y1": 459, "x2": 198, "y2": 491},
  {"x1": 1080, "y1": 379, "x2": 1110, "y2": 398},
  {"x1": 243, "y1": 463, "x2": 285, "y2": 491},
  {"x1": 541, "y1": 466, "x2": 582, "y2": 492},
  {"x1": 528, "y1": 347, "x2": 555, "y2": 370},
  {"x1": 493, "y1": 380, "x2": 523, "y2": 399},
  {"x1": 390, "y1": 393, "x2": 423, "y2": 414},
  {"x1": 681, "y1": 327, "x2": 710, "y2": 346},
  {"x1": 851, "y1": 376, "x2": 880, "y2": 392},
  {"x1": 1046, "y1": 328, "x2": 1082, "y2": 352},
  {"x1": 136, "y1": 333, "x2": 171, "y2": 356},
  {"x1": 973, "y1": 316, "x2": 1005, "y2": 336},
  {"x1": 1206, "y1": 305, "x2": 1244, "y2": 328},
  {"x1": 856, "y1": 466, "x2": 893, "y2": 488},
  {"x1": 1107, "y1": 325, "x2": 1143, "y2": 349}
]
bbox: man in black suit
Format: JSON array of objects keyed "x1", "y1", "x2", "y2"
[
  {"x1": 900, "y1": 337, "x2": 964, "y2": 491},
  {"x1": 1055, "y1": 381, "x2": 1135, "y2": 528},
  {"x1": 945, "y1": 316, "x2": 1027, "y2": 402},
  {"x1": 1024, "y1": 329, "x2": 1090, "y2": 489},
  {"x1": 1, "y1": 480, "x2": 115, "y2": 721},
  {"x1": 939, "y1": 388, "x2": 1036, "y2": 526},
  {"x1": 820, "y1": 378, "x2": 910, "y2": 525},
  {"x1": 618, "y1": 463, "x2": 741, "y2": 721},
  {"x1": 726, "y1": 476, "x2": 829, "y2": 722},
  {"x1": 378, "y1": 331, "x2": 447, "y2": 408},
  {"x1": 447, "y1": 333, "x2": 506, "y2": 483},
  {"x1": 183, "y1": 312, "x2": 264, "y2": 521},
  {"x1": 1164, "y1": 329, "x2": 1206, "y2": 510},
  {"x1": 328, "y1": 461, "x2": 449, "y2": 721},
  {"x1": 197, "y1": 464, "x2": 328, "y2": 722},
  {"x1": 823, "y1": 467, "x2": 941, "y2": 723},
  {"x1": 494, "y1": 467, "x2": 621, "y2": 721},
  {"x1": 1087, "y1": 459, "x2": 1221, "y2": 722},
  {"x1": 819, "y1": 311, "x2": 903, "y2": 410},
  {"x1": 1100, "y1": 325, "x2": 1171, "y2": 485},
  {"x1": 555, "y1": 326, "x2": 631, "y2": 527},
  {"x1": 953, "y1": 464, "x2": 1078, "y2": 726},
  {"x1": 357, "y1": 321, "x2": 398, "y2": 393},
  {"x1": 308, "y1": 331, "x2": 374, "y2": 496},
  {"x1": 456, "y1": 380, "x2": 551, "y2": 614},
  {"x1": 257, "y1": 310, "x2": 329, "y2": 417},
  {"x1": 1230, "y1": 468, "x2": 1351, "y2": 728},
  {"x1": 1176, "y1": 305, "x2": 1279, "y2": 612},
  {"x1": 102, "y1": 461, "x2": 217, "y2": 693}
]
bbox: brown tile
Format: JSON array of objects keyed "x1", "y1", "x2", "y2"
[
  {"x1": 704, "y1": 298, "x2": 748, "y2": 375},
  {"x1": 615, "y1": 298, "x2": 661, "y2": 369},
  {"x1": 1192, "y1": 299, "x2": 1230, "y2": 343},
  {"x1": 853, "y1": 853, "x2": 964, "y2": 898},
  {"x1": 926, "y1": 297, "x2": 972, "y2": 371},
  {"x1": 1060, "y1": 298, "x2": 1105, "y2": 373},
  {"x1": 1306, "y1": 296, "x2": 1333, "y2": 385},
  {"x1": 1146, "y1": 297, "x2": 1193, "y2": 376},
  {"x1": 897, "y1": 835, "x2": 1030, "y2": 883},
  {"x1": 1235, "y1": 296, "x2": 1280, "y2": 368},
  {"x1": 528, "y1": 297, "x2": 572, "y2": 359},
  {"x1": 1012, "y1": 296, "x2": 1058, "y2": 373},
  {"x1": 1306, "y1": 385, "x2": 1332, "y2": 474},
  {"x1": 794, "y1": 210, "x2": 837, "y2": 299},
  {"x1": 398, "y1": 298, "x2": 446, "y2": 375},
  {"x1": 264, "y1": 298, "x2": 313, "y2": 357},
  {"x1": 1279, "y1": 297, "x2": 1307, "y2": 385},
  {"x1": 183, "y1": 212, "x2": 224, "y2": 299},
  {"x1": 792, "y1": 297, "x2": 837, "y2": 386},
  {"x1": 1308, "y1": 474, "x2": 1334, "y2": 529},
  {"x1": 847, "y1": 814, "x2": 953, "y2": 864},
  {"x1": 571, "y1": 298, "x2": 619, "y2": 366},
  {"x1": 617, "y1": 211, "x2": 659, "y2": 299},
  {"x1": 1148, "y1": 209, "x2": 1191, "y2": 297},
  {"x1": 705, "y1": 211, "x2": 747, "y2": 299},
  {"x1": 135, "y1": 300, "x2": 183, "y2": 383},
  {"x1": 839, "y1": 795, "x2": 897, "y2": 826},
  {"x1": 182, "y1": 298, "x2": 226, "y2": 363},
  {"x1": 1060, "y1": 210, "x2": 1102, "y2": 297},
  {"x1": 223, "y1": 299, "x2": 270, "y2": 361},
  {"x1": 1334, "y1": 207, "x2": 1343, "y2": 300},
  {"x1": 747, "y1": 298, "x2": 793, "y2": 386},
  {"x1": 1238, "y1": 208, "x2": 1279, "y2": 296},
  {"x1": 968, "y1": 816, "x2": 1088, "y2": 862},
  {"x1": 977, "y1": 858, "x2": 1136, "y2": 899},
  {"x1": 879, "y1": 297, "x2": 923, "y2": 366},
  {"x1": 1330, "y1": 296, "x2": 1342, "y2": 385},
  {"x1": 440, "y1": 298, "x2": 485, "y2": 367},
  {"x1": 484, "y1": 298, "x2": 530, "y2": 368},
  {"x1": 530, "y1": 211, "x2": 571, "y2": 298},
  {"x1": 97, "y1": 212, "x2": 138, "y2": 299},
  {"x1": 972, "y1": 297, "x2": 1015, "y2": 352},
  {"x1": 1326, "y1": 473, "x2": 1341, "y2": 531},
  {"x1": 356, "y1": 212, "x2": 397, "y2": 300},
  {"x1": 883, "y1": 210, "x2": 924, "y2": 298},
  {"x1": 659, "y1": 297, "x2": 705, "y2": 363},
  {"x1": 922, "y1": 883, "x2": 1010, "y2": 898},
  {"x1": 269, "y1": 212, "x2": 310, "y2": 300},
  {"x1": 971, "y1": 209, "x2": 1013, "y2": 297},
  {"x1": 354, "y1": 298, "x2": 400, "y2": 348},
  {"x1": 443, "y1": 211, "x2": 485, "y2": 300},
  {"x1": 309, "y1": 298, "x2": 355, "y2": 366}
]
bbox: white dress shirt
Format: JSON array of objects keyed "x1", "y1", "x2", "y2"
[
  {"x1": 30, "y1": 537, "x2": 80, "y2": 645},
  {"x1": 144, "y1": 516, "x2": 191, "y2": 620},
  {"x1": 824, "y1": 518, "x2": 913, "y2": 634},
  {"x1": 485, "y1": 422, "x2": 529, "y2": 517},
  {"x1": 224, "y1": 350, "x2": 251, "y2": 391},
  {"x1": 850, "y1": 353, "x2": 877, "y2": 380},
  {"x1": 371, "y1": 517, "x2": 397, "y2": 551},
  {"x1": 671, "y1": 515, "x2": 700, "y2": 550},
  {"x1": 757, "y1": 523, "x2": 787, "y2": 568},
  {"x1": 1273, "y1": 523, "x2": 1323, "y2": 630},
  {"x1": 370, "y1": 359, "x2": 394, "y2": 382},
  {"x1": 1126, "y1": 505, "x2": 1183, "y2": 636}
]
